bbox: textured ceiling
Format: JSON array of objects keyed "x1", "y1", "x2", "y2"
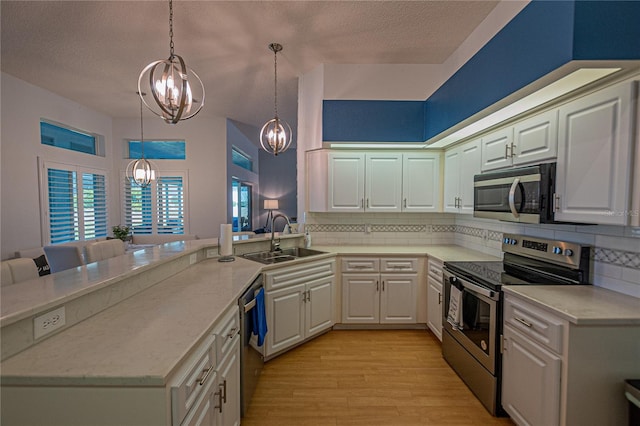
[{"x1": 1, "y1": 1, "x2": 499, "y2": 130}]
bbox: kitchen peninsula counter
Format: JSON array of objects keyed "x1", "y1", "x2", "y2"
[{"x1": 312, "y1": 244, "x2": 501, "y2": 262}]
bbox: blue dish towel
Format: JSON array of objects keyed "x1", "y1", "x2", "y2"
[{"x1": 251, "y1": 288, "x2": 268, "y2": 347}]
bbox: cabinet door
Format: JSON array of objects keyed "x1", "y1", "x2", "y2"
[
  {"x1": 502, "y1": 325, "x2": 561, "y2": 426},
  {"x1": 443, "y1": 148, "x2": 461, "y2": 213},
  {"x1": 265, "y1": 284, "x2": 306, "y2": 356},
  {"x1": 512, "y1": 109, "x2": 558, "y2": 166},
  {"x1": 342, "y1": 274, "x2": 380, "y2": 324},
  {"x1": 556, "y1": 83, "x2": 634, "y2": 225},
  {"x1": 217, "y1": 338, "x2": 241, "y2": 426},
  {"x1": 365, "y1": 153, "x2": 402, "y2": 212},
  {"x1": 379, "y1": 274, "x2": 417, "y2": 324},
  {"x1": 181, "y1": 371, "x2": 218, "y2": 426},
  {"x1": 427, "y1": 279, "x2": 442, "y2": 341},
  {"x1": 402, "y1": 153, "x2": 441, "y2": 212},
  {"x1": 328, "y1": 153, "x2": 365, "y2": 211},
  {"x1": 305, "y1": 276, "x2": 334, "y2": 338},
  {"x1": 459, "y1": 139, "x2": 482, "y2": 213},
  {"x1": 481, "y1": 128, "x2": 513, "y2": 171}
]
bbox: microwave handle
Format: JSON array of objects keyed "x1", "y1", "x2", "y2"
[{"x1": 508, "y1": 178, "x2": 521, "y2": 218}]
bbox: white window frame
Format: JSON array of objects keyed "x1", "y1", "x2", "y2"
[
  {"x1": 121, "y1": 170, "x2": 190, "y2": 235},
  {"x1": 39, "y1": 158, "x2": 109, "y2": 245}
]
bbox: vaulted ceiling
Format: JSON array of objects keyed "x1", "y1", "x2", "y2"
[{"x1": 1, "y1": 1, "x2": 500, "y2": 131}]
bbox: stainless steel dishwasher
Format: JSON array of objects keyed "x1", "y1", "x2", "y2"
[{"x1": 238, "y1": 275, "x2": 264, "y2": 417}]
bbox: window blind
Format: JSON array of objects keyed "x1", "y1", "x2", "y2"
[{"x1": 157, "y1": 176, "x2": 184, "y2": 234}]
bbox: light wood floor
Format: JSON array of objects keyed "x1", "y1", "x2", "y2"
[{"x1": 242, "y1": 329, "x2": 515, "y2": 426}]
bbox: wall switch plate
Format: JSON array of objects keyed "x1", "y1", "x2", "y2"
[
  {"x1": 206, "y1": 249, "x2": 217, "y2": 258},
  {"x1": 189, "y1": 254, "x2": 197, "y2": 264},
  {"x1": 34, "y1": 306, "x2": 66, "y2": 339},
  {"x1": 365, "y1": 224, "x2": 371, "y2": 234}
]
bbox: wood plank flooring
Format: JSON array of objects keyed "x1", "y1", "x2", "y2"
[{"x1": 242, "y1": 330, "x2": 515, "y2": 426}]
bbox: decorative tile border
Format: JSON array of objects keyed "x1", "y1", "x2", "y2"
[
  {"x1": 306, "y1": 224, "x2": 364, "y2": 232},
  {"x1": 593, "y1": 248, "x2": 640, "y2": 268},
  {"x1": 488, "y1": 230, "x2": 503, "y2": 242},
  {"x1": 432, "y1": 225, "x2": 456, "y2": 233},
  {"x1": 456, "y1": 225, "x2": 486, "y2": 238},
  {"x1": 370, "y1": 224, "x2": 427, "y2": 233}
]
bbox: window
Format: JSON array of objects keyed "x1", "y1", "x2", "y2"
[
  {"x1": 232, "y1": 147, "x2": 253, "y2": 172},
  {"x1": 232, "y1": 179, "x2": 252, "y2": 231},
  {"x1": 128, "y1": 141, "x2": 186, "y2": 160},
  {"x1": 41, "y1": 121, "x2": 100, "y2": 156},
  {"x1": 123, "y1": 173, "x2": 187, "y2": 235},
  {"x1": 42, "y1": 161, "x2": 108, "y2": 244}
]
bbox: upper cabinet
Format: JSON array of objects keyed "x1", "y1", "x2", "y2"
[
  {"x1": 554, "y1": 82, "x2": 636, "y2": 225},
  {"x1": 307, "y1": 150, "x2": 441, "y2": 213},
  {"x1": 481, "y1": 109, "x2": 558, "y2": 172},
  {"x1": 444, "y1": 139, "x2": 481, "y2": 213}
]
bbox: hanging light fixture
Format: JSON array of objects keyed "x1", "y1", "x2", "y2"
[
  {"x1": 126, "y1": 93, "x2": 157, "y2": 188},
  {"x1": 260, "y1": 43, "x2": 293, "y2": 156},
  {"x1": 138, "y1": 0, "x2": 205, "y2": 124}
]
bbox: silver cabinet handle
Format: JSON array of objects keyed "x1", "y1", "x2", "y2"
[
  {"x1": 382, "y1": 280, "x2": 385, "y2": 291},
  {"x1": 508, "y1": 178, "x2": 520, "y2": 218},
  {"x1": 510, "y1": 142, "x2": 516, "y2": 158},
  {"x1": 198, "y1": 366, "x2": 213, "y2": 386},
  {"x1": 403, "y1": 198, "x2": 407, "y2": 208},
  {"x1": 505, "y1": 144, "x2": 510, "y2": 159},
  {"x1": 366, "y1": 198, "x2": 370, "y2": 208},
  {"x1": 514, "y1": 317, "x2": 533, "y2": 328},
  {"x1": 376, "y1": 280, "x2": 379, "y2": 291},
  {"x1": 361, "y1": 198, "x2": 364, "y2": 208},
  {"x1": 438, "y1": 292, "x2": 442, "y2": 305},
  {"x1": 214, "y1": 387, "x2": 223, "y2": 413},
  {"x1": 222, "y1": 379, "x2": 228, "y2": 403},
  {"x1": 307, "y1": 290, "x2": 311, "y2": 302},
  {"x1": 227, "y1": 327, "x2": 237, "y2": 339},
  {"x1": 554, "y1": 193, "x2": 560, "y2": 212}
]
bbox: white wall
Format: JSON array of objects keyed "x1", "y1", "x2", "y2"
[
  {"x1": 1, "y1": 73, "x2": 115, "y2": 260},
  {"x1": 112, "y1": 113, "x2": 227, "y2": 240}
]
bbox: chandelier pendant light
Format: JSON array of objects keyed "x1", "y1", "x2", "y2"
[
  {"x1": 138, "y1": 0, "x2": 205, "y2": 124},
  {"x1": 126, "y1": 93, "x2": 157, "y2": 188},
  {"x1": 260, "y1": 43, "x2": 293, "y2": 156}
]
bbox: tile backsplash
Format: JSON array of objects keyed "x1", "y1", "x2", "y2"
[{"x1": 305, "y1": 212, "x2": 640, "y2": 298}]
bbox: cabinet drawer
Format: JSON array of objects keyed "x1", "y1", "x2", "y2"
[
  {"x1": 170, "y1": 334, "x2": 217, "y2": 425},
  {"x1": 380, "y1": 257, "x2": 418, "y2": 273},
  {"x1": 427, "y1": 259, "x2": 443, "y2": 281},
  {"x1": 503, "y1": 294, "x2": 565, "y2": 354},
  {"x1": 214, "y1": 305, "x2": 240, "y2": 361},
  {"x1": 341, "y1": 257, "x2": 379, "y2": 273},
  {"x1": 266, "y1": 259, "x2": 336, "y2": 291}
]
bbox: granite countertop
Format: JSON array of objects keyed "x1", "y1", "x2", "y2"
[
  {"x1": 312, "y1": 244, "x2": 501, "y2": 262},
  {"x1": 1, "y1": 257, "x2": 263, "y2": 387},
  {"x1": 503, "y1": 285, "x2": 640, "y2": 326}
]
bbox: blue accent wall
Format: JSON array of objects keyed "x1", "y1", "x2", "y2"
[{"x1": 322, "y1": 100, "x2": 426, "y2": 142}]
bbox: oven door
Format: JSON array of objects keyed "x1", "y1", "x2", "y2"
[{"x1": 443, "y1": 269, "x2": 500, "y2": 374}]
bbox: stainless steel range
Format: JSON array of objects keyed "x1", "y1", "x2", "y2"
[{"x1": 442, "y1": 233, "x2": 591, "y2": 416}]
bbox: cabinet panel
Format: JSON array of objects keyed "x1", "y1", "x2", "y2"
[
  {"x1": 341, "y1": 257, "x2": 379, "y2": 273},
  {"x1": 306, "y1": 276, "x2": 334, "y2": 337},
  {"x1": 342, "y1": 274, "x2": 380, "y2": 324},
  {"x1": 459, "y1": 140, "x2": 482, "y2": 213},
  {"x1": 180, "y1": 370, "x2": 218, "y2": 426},
  {"x1": 556, "y1": 82, "x2": 634, "y2": 224},
  {"x1": 443, "y1": 149, "x2": 461, "y2": 212},
  {"x1": 513, "y1": 109, "x2": 558, "y2": 165},
  {"x1": 328, "y1": 153, "x2": 365, "y2": 211},
  {"x1": 504, "y1": 294, "x2": 565, "y2": 354},
  {"x1": 366, "y1": 153, "x2": 403, "y2": 212},
  {"x1": 380, "y1": 258, "x2": 418, "y2": 273},
  {"x1": 427, "y1": 280, "x2": 442, "y2": 341},
  {"x1": 481, "y1": 128, "x2": 513, "y2": 171},
  {"x1": 266, "y1": 284, "x2": 306, "y2": 355},
  {"x1": 380, "y1": 274, "x2": 417, "y2": 324},
  {"x1": 402, "y1": 153, "x2": 441, "y2": 212},
  {"x1": 502, "y1": 325, "x2": 561, "y2": 426},
  {"x1": 218, "y1": 339, "x2": 241, "y2": 426}
]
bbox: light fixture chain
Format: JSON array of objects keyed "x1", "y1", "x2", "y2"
[
  {"x1": 168, "y1": 0, "x2": 174, "y2": 57},
  {"x1": 139, "y1": 96, "x2": 145, "y2": 159},
  {"x1": 273, "y1": 48, "x2": 278, "y2": 117}
]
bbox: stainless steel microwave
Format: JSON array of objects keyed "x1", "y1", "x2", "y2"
[{"x1": 473, "y1": 163, "x2": 556, "y2": 224}]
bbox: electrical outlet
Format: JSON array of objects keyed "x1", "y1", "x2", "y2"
[
  {"x1": 206, "y1": 249, "x2": 217, "y2": 258},
  {"x1": 365, "y1": 224, "x2": 371, "y2": 234},
  {"x1": 34, "y1": 306, "x2": 66, "y2": 339},
  {"x1": 189, "y1": 253, "x2": 197, "y2": 265}
]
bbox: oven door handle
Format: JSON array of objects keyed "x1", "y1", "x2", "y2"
[
  {"x1": 508, "y1": 178, "x2": 521, "y2": 218},
  {"x1": 456, "y1": 277, "x2": 496, "y2": 300}
]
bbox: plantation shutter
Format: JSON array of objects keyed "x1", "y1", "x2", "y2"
[
  {"x1": 82, "y1": 173, "x2": 108, "y2": 239},
  {"x1": 123, "y1": 180, "x2": 153, "y2": 235},
  {"x1": 156, "y1": 176, "x2": 184, "y2": 234},
  {"x1": 47, "y1": 168, "x2": 79, "y2": 244}
]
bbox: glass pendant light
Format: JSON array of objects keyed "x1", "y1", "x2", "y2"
[
  {"x1": 260, "y1": 43, "x2": 293, "y2": 156},
  {"x1": 126, "y1": 93, "x2": 157, "y2": 188},
  {"x1": 138, "y1": 0, "x2": 205, "y2": 124}
]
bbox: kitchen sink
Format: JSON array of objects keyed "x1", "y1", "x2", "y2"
[{"x1": 242, "y1": 247, "x2": 326, "y2": 264}]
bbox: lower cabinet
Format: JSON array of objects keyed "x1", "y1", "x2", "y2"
[
  {"x1": 217, "y1": 338, "x2": 241, "y2": 426},
  {"x1": 426, "y1": 258, "x2": 443, "y2": 341},
  {"x1": 341, "y1": 257, "x2": 418, "y2": 325},
  {"x1": 264, "y1": 258, "x2": 336, "y2": 359}
]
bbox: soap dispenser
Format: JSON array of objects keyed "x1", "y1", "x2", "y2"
[{"x1": 304, "y1": 229, "x2": 312, "y2": 248}]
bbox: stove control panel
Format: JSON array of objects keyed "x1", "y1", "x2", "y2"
[{"x1": 502, "y1": 233, "x2": 589, "y2": 269}]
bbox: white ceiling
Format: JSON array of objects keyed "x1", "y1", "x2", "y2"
[{"x1": 1, "y1": 1, "x2": 500, "y2": 131}]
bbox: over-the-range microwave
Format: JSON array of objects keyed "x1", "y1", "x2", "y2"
[{"x1": 473, "y1": 163, "x2": 557, "y2": 224}]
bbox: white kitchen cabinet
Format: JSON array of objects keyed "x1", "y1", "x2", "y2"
[
  {"x1": 264, "y1": 259, "x2": 336, "y2": 359},
  {"x1": 307, "y1": 150, "x2": 441, "y2": 213},
  {"x1": 402, "y1": 153, "x2": 441, "y2": 212},
  {"x1": 481, "y1": 110, "x2": 558, "y2": 171},
  {"x1": 216, "y1": 338, "x2": 241, "y2": 426},
  {"x1": 366, "y1": 153, "x2": 403, "y2": 212},
  {"x1": 426, "y1": 258, "x2": 443, "y2": 341},
  {"x1": 444, "y1": 139, "x2": 481, "y2": 213},
  {"x1": 341, "y1": 257, "x2": 417, "y2": 325},
  {"x1": 555, "y1": 81, "x2": 636, "y2": 225}
]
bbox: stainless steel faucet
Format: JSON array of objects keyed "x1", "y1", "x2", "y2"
[{"x1": 270, "y1": 213, "x2": 290, "y2": 252}]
